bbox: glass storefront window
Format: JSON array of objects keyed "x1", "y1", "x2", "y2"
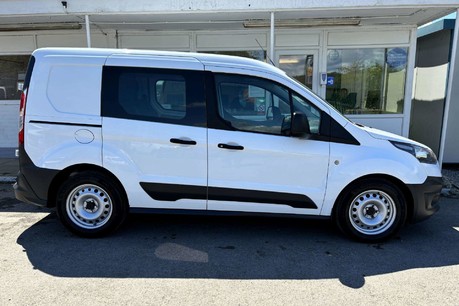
[
  {"x1": 0, "y1": 55, "x2": 30, "y2": 100},
  {"x1": 278, "y1": 54, "x2": 314, "y2": 90},
  {"x1": 326, "y1": 48, "x2": 407, "y2": 114},
  {"x1": 204, "y1": 50, "x2": 266, "y2": 62}
]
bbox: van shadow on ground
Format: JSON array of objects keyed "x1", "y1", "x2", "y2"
[{"x1": 16, "y1": 198, "x2": 459, "y2": 289}]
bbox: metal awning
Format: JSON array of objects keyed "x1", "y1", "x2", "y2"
[{"x1": 0, "y1": 0, "x2": 457, "y2": 31}]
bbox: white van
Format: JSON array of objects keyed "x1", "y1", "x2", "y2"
[{"x1": 15, "y1": 48, "x2": 442, "y2": 242}]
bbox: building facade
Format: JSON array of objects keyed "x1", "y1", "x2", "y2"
[{"x1": 0, "y1": 0, "x2": 458, "y2": 160}]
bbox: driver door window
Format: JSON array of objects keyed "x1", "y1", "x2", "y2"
[
  {"x1": 214, "y1": 74, "x2": 292, "y2": 136},
  {"x1": 292, "y1": 92, "x2": 321, "y2": 135}
]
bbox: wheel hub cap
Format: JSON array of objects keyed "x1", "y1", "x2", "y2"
[
  {"x1": 364, "y1": 205, "x2": 379, "y2": 219},
  {"x1": 83, "y1": 199, "x2": 98, "y2": 213},
  {"x1": 349, "y1": 190, "x2": 397, "y2": 235}
]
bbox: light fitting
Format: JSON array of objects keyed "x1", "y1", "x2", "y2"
[
  {"x1": 244, "y1": 18, "x2": 361, "y2": 28},
  {"x1": 0, "y1": 22, "x2": 82, "y2": 31}
]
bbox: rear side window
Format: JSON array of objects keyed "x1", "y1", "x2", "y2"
[{"x1": 102, "y1": 66, "x2": 206, "y2": 127}]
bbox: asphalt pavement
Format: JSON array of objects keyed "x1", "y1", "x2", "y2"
[
  {"x1": 0, "y1": 184, "x2": 458, "y2": 305},
  {"x1": 0, "y1": 148, "x2": 17, "y2": 182}
]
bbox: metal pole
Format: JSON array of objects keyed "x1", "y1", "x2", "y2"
[
  {"x1": 438, "y1": 8, "x2": 459, "y2": 167},
  {"x1": 85, "y1": 15, "x2": 91, "y2": 48},
  {"x1": 270, "y1": 12, "x2": 275, "y2": 65}
]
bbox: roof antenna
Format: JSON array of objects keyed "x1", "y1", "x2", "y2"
[{"x1": 255, "y1": 39, "x2": 275, "y2": 66}]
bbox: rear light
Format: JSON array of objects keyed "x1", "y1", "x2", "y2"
[{"x1": 18, "y1": 88, "x2": 27, "y2": 145}]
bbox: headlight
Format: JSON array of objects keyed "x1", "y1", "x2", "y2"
[{"x1": 390, "y1": 141, "x2": 437, "y2": 164}]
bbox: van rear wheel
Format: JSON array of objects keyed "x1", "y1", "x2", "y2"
[
  {"x1": 335, "y1": 179, "x2": 407, "y2": 242},
  {"x1": 56, "y1": 171, "x2": 127, "y2": 237}
]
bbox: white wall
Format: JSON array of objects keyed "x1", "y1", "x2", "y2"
[
  {"x1": 0, "y1": 101, "x2": 19, "y2": 147},
  {"x1": 118, "y1": 33, "x2": 191, "y2": 50},
  {"x1": 0, "y1": 30, "x2": 116, "y2": 54}
]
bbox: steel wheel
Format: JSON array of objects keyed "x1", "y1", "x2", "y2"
[
  {"x1": 348, "y1": 190, "x2": 396, "y2": 236},
  {"x1": 56, "y1": 171, "x2": 128, "y2": 237},
  {"x1": 335, "y1": 178, "x2": 407, "y2": 242},
  {"x1": 66, "y1": 184, "x2": 113, "y2": 229}
]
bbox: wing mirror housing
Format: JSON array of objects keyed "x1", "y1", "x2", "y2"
[{"x1": 291, "y1": 112, "x2": 310, "y2": 137}]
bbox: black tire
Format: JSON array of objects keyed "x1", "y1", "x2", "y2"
[
  {"x1": 56, "y1": 171, "x2": 128, "y2": 237},
  {"x1": 334, "y1": 178, "x2": 407, "y2": 242}
]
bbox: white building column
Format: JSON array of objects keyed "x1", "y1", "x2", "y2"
[
  {"x1": 439, "y1": 9, "x2": 459, "y2": 166},
  {"x1": 402, "y1": 28, "x2": 418, "y2": 137},
  {"x1": 85, "y1": 15, "x2": 91, "y2": 48},
  {"x1": 270, "y1": 11, "x2": 275, "y2": 64}
]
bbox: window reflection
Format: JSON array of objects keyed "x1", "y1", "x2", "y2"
[
  {"x1": 215, "y1": 74, "x2": 292, "y2": 136},
  {"x1": 279, "y1": 54, "x2": 314, "y2": 90},
  {"x1": 0, "y1": 55, "x2": 30, "y2": 100},
  {"x1": 326, "y1": 48, "x2": 407, "y2": 114}
]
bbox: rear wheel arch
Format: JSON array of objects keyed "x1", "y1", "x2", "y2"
[{"x1": 47, "y1": 164, "x2": 129, "y2": 209}]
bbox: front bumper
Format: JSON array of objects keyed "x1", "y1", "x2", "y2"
[{"x1": 407, "y1": 176, "x2": 443, "y2": 223}]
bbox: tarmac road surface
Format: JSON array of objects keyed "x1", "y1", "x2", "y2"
[{"x1": 1, "y1": 183, "x2": 458, "y2": 305}]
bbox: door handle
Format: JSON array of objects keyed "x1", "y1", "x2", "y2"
[
  {"x1": 218, "y1": 143, "x2": 244, "y2": 150},
  {"x1": 170, "y1": 138, "x2": 197, "y2": 145}
]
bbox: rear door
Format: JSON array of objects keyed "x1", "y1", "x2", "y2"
[{"x1": 101, "y1": 55, "x2": 208, "y2": 210}]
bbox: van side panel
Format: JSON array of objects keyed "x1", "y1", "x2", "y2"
[
  {"x1": 25, "y1": 54, "x2": 106, "y2": 169},
  {"x1": 320, "y1": 139, "x2": 430, "y2": 217},
  {"x1": 26, "y1": 54, "x2": 106, "y2": 121},
  {"x1": 26, "y1": 122, "x2": 102, "y2": 169},
  {"x1": 46, "y1": 64, "x2": 101, "y2": 116}
]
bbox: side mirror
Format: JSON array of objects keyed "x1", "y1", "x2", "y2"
[{"x1": 291, "y1": 112, "x2": 310, "y2": 137}]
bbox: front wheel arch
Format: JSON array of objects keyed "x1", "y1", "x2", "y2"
[
  {"x1": 332, "y1": 175, "x2": 411, "y2": 242},
  {"x1": 332, "y1": 174, "x2": 414, "y2": 224}
]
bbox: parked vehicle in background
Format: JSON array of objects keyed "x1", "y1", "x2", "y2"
[{"x1": 14, "y1": 48, "x2": 442, "y2": 242}]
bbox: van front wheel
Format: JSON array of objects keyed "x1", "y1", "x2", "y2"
[
  {"x1": 56, "y1": 171, "x2": 127, "y2": 237},
  {"x1": 335, "y1": 179, "x2": 407, "y2": 242}
]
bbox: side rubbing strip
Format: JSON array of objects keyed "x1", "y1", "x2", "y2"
[
  {"x1": 139, "y1": 183, "x2": 317, "y2": 209},
  {"x1": 208, "y1": 187, "x2": 317, "y2": 209},
  {"x1": 140, "y1": 183, "x2": 207, "y2": 201}
]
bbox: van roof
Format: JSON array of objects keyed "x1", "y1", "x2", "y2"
[{"x1": 32, "y1": 47, "x2": 285, "y2": 76}]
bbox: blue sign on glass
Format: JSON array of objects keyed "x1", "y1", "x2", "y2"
[
  {"x1": 327, "y1": 76, "x2": 334, "y2": 86},
  {"x1": 386, "y1": 48, "x2": 407, "y2": 70}
]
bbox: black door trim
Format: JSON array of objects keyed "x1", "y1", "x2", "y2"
[
  {"x1": 140, "y1": 183, "x2": 206, "y2": 202},
  {"x1": 139, "y1": 182, "x2": 317, "y2": 209}
]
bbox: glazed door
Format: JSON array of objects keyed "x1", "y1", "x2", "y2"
[{"x1": 277, "y1": 50, "x2": 319, "y2": 94}]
